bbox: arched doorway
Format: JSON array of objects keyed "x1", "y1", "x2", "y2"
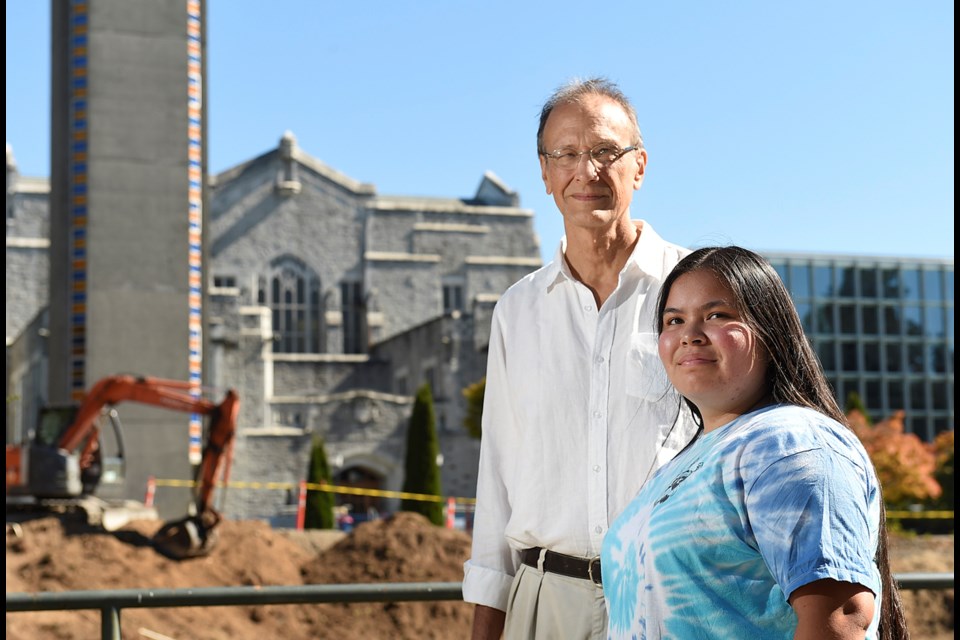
[{"x1": 333, "y1": 465, "x2": 384, "y2": 525}]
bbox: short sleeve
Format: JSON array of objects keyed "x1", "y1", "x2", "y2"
[{"x1": 744, "y1": 446, "x2": 881, "y2": 600}]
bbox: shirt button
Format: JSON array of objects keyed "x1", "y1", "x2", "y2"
[
  {"x1": 593, "y1": 465, "x2": 601, "y2": 472},
  {"x1": 596, "y1": 356, "x2": 604, "y2": 364},
  {"x1": 593, "y1": 411, "x2": 602, "y2": 419},
  {"x1": 584, "y1": 305, "x2": 593, "y2": 311},
  {"x1": 595, "y1": 525, "x2": 603, "y2": 534}
]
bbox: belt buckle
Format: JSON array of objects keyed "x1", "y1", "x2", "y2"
[{"x1": 587, "y1": 556, "x2": 602, "y2": 586}]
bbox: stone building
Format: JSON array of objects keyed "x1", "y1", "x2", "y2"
[{"x1": 6, "y1": 133, "x2": 542, "y2": 522}]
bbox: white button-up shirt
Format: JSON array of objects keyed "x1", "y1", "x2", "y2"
[{"x1": 462, "y1": 221, "x2": 699, "y2": 611}]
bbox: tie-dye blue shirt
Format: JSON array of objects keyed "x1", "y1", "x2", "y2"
[{"x1": 601, "y1": 404, "x2": 882, "y2": 639}]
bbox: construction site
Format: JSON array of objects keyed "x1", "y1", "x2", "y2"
[
  {"x1": 4, "y1": 510, "x2": 954, "y2": 640},
  {"x1": 5, "y1": 3, "x2": 953, "y2": 639}
]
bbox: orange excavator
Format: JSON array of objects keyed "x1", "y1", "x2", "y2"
[{"x1": 5, "y1": 374, "x2": 240, "y2": 559}]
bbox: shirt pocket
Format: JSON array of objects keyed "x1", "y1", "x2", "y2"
[{"x1": 625, "y1": 332, "x2": 673, "y2": 402}]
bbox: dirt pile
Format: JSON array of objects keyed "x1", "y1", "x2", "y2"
[
  {"x1": 5, "y1": 511, "x2": 954, "y2": 639},
  {"x1": 887, "y1": 534, "x2": 955, "y2": 640},
  {"x1": 6, "y1": 511, "x2": 473, "y2": 639}
]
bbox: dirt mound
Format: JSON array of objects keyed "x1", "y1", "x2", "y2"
[
  {"x1": 888, "y1": 534, "x2": 955, "y2": 639},
  {"x1": 6, "y1": 511, "x2": 473, "y2": 640},
  {"x1": 5, "y1": 510, "x2": 953, "y2": 639}
]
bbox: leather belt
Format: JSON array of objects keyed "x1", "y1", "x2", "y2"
[{"x1": 521, "y1": 547, "x2": 602, "y2": 586}]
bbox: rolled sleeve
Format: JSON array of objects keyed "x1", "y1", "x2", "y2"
[{"x1": 462, "y1": 559, "x2": 516, "y2": 610}]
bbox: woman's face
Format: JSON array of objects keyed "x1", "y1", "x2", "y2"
[{"x1": 658, "y1": 269, "x2": 770, "y2": 431}]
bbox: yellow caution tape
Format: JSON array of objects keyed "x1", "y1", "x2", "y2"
[
  {"x1": 151, "y1": 478, "x2": 477, "y2": 505},
  {"x1": 886, "y1": 510, "x2": 954, "y2": 519},
  {"x1": 152, "y1": 479, "x2": 951, "y2": 516}
]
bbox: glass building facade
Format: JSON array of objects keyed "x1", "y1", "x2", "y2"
[{"x1": 766, "y1": 253, "x2": 954, "y2": 442}]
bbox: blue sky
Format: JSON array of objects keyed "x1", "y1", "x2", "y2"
[{"x1": 6, "y1": 1, "x2": 954, "y2": 262}]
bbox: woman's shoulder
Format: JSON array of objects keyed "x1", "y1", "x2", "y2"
[{"x1": 733, "y1": 405, "x2": 865, "y2": 459}]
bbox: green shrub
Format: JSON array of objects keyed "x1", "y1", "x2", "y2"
[{"x1": 400, "y1": 383, "x2": 444, "y2": 525}]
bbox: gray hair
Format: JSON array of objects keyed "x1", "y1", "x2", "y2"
[{"x1": 536, "y1": 77, "x2": 643, "y2": 154}]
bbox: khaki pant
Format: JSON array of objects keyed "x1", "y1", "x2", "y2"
[{"x1": 503, "y1": 560, "x2": 608, "y2": 640}]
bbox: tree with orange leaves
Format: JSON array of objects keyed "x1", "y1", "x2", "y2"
[
  {"x1": 931, "y1": 429, "x2": 954, "y2": 510},
  {"x1": 847, "y1": 409, "x2": 942, "y2": 507}
]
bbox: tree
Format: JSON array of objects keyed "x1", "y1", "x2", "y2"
[
  {"x1": 932, "y1": 429, "x2": 954, "y2": 510},
  {"x1": 844, "y1": 391, "x2": 872, "y2": 425},
  {"x1": 462, "y1": 377, "x2": 485, "y2": 439},
  {"x1": 304, "y1": 436, "x2": 335, "y2": 529},
  {"x1": 401, "y1": 383, "x2": 444, "y2": 525},
  {"x1": 847, "y1": 410, "x2": 941, "y2": 507}
]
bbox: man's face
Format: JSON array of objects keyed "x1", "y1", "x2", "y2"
[{"x1": 539, "y1": 94, "x2": 647, "y2": 232}]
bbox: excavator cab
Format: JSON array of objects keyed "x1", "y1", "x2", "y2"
[{"x1": 7, "y1": 405, "x2": 126, "y2": 499}]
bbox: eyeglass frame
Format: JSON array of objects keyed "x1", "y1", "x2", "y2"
[{"x1": 539, "y1": 142, "x2": 642, "y2": 170}]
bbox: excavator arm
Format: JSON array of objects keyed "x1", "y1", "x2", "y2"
[{"x1": 152, "y1": 383, "x2": 240, "y2": 560}]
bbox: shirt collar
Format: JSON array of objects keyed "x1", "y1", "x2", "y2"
[{"x1": 544, "y1": 220, "x2": 673, "y2": 292}]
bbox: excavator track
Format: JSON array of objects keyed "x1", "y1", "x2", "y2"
[{"x1": 6, "y1": 495, "x2": 158, "y2": 531}]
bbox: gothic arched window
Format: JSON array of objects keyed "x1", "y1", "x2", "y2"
[{"x1": 258, "y1": 256, "x2": 324, "y2": 353}]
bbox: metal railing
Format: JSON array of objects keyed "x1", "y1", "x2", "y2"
[{"x1": 6, "y1": 574, "x2": 952, "y2": 640}]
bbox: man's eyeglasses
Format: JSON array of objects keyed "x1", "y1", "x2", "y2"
[{"x1": 541, "y1": 144, "x2": 640, "y2": 171}]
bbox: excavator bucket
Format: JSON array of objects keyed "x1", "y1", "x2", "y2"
[{"x1": 152, "y1": 512, "x2": 220, "y2": 560}]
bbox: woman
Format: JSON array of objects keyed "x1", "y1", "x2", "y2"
[{"x1": 601, "y1": 246, "x2": 908, "y2": 639}]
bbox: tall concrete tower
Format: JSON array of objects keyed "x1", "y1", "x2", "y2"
[{"x1": 48, "y1": 0, "x2": 208, "y2": 517}]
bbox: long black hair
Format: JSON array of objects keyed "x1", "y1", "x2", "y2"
[{"x1": 655, "y1": 246, "x2": 908, "y2": 640}]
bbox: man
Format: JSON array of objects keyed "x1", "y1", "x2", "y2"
[{"x1": 462, "y1": 77, "x2": 700, "y2": 639}]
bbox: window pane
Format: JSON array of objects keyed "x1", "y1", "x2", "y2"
[
  {"x1": 863, "y1": 342, "x2": 880, "y2": 372},
  {"x1": 817, "y1": 341, "x2": 836, "y2": 371},
  {"x1": 840, "y1": 378, "x2": 860, "y2": 404},
  {"x1": 817, "y1": 304, "x2": 835, "y2": 333},
  {"x1": 902, "y1": 269, "x2": 921, "y2": 301},
  {"x1": 907, "y1": 343, "x2": 924, "y2": 373},
  {"x1": 789, "y1": 264, "x2": 811, "y2": 298},
  {"x1": 909, "y1": 380, "x2": 926, "y2": 410},
  {"x1": 813, "y1": 265, "x2": 832, "y2": 297},
  {"x1": 887, "y1": 380, "x2": 904, "y2": 411},
  {"x1": 908, "y1": 416, "x2": 929, "y2": 441},
  {"x1": 858, "y1": 268, "x2": 878, "y2": 298},
  {"x1": 341, "y1": 281, "x2": 364, "y2": 354},
  {"x1": 881, "y1": 268, "x2": 900, "y2": 299},
  {"x1": 865, "y1": 380, "x2": 882, "y2": 411},
  {"x1": 862, "y1": 306, "x2": 879, "y2": 335},
  {"x1": 903, "y1": 306, "x2": 923, "y2": 336},
  {"x1": 841, "y1": 342, "x2": 858, "y2": 372},
  {"x1": 442, "y1": 284, "x2": 465, "y2": 313},
  {"x1": 311, "y1": 282, "x2": 322, "y2": 353},
  {"x1": 923, "y1": 269, "x2": 944, "y2": 301},
  {"x1": 836, "y1": 266, "x2": 856, "y2": 298},
  {"x1": 883, "y1": 307, "x2": 901, "y2": 335},
  {"x1": 924, "y1": 305, "x2": 945, "y2": 338},
  {"x1": 839, "y1": 305, "x2": 857, "y2": 334},
  {"x1": 934, "y1": 417, "x2": 950, "y2": 435},
  {"x1": 929, "y1": 344, "x2": 947, "y2": 373},
  {"x1": 884, "y1": 343, "x2": 902, "y2": 372},
  {"x1": 932, "y1": 380, "x2": 947, "y2": 407}
]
